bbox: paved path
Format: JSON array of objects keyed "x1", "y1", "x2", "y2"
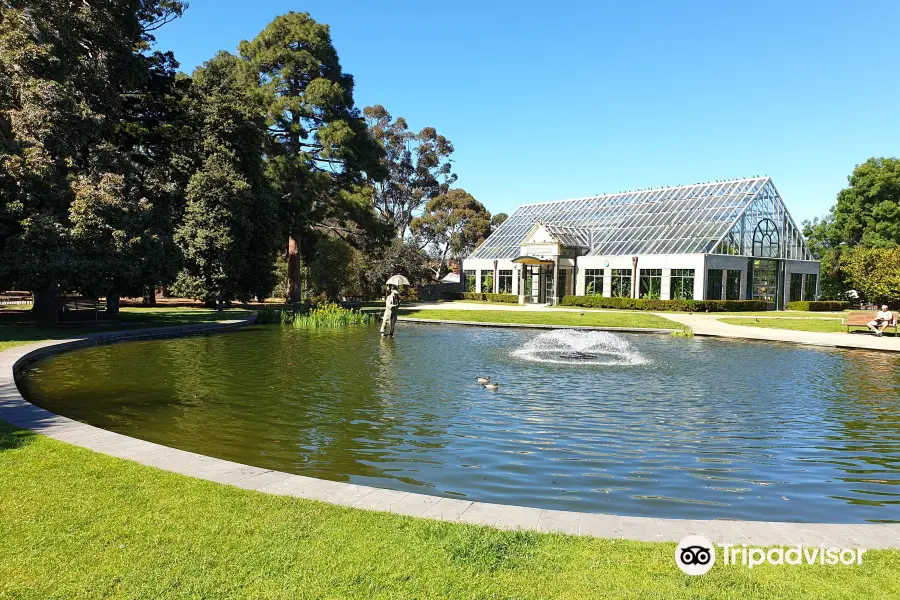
[
  {"x1": 2, "y1": 322, "x2": 899, "y2": 548},
  {"x1": 405, "y1": 302, "x2": 900, "y2": 353},
  {"x1": 659, "y1": 313, "x2": 900, "y2": 353}
]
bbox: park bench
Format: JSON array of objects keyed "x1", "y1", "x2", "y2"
[
  {"x1": 54, "y1": 296, "x2": 105, "y2": 322},
  {"x1": 843, "y1": 310, "x2": 898, "y2": 335}
]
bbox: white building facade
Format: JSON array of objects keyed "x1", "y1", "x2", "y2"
[{"x1": 462, "y1": 177, "x2": 820, "y2": 310}]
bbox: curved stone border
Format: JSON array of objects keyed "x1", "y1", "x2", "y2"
[{"x1": 2, "y1": 321, "x2": 899, "y2": 548}]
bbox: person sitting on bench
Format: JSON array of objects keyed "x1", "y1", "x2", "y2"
[{"x1": 867, "y1": 305, "x2": 894, "y2": 337}]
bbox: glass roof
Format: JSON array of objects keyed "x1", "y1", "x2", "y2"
[{"x1": 469, "y1": 177, "x2": 813, "y2": 260}]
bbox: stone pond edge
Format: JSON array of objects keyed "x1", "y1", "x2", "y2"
[{"x1": 1, "y1": 319, "x2": 899, "y2": 548}]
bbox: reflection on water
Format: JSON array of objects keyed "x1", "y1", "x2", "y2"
[{"x1": 18, "y1": 323, "x2": 900, "y2": 523}]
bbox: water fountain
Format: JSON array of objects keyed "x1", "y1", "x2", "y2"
[{"x1": 511, "y1": 329, "x2": 649, "y2": 366}]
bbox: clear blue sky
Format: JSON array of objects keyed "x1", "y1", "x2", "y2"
[{"x1": 154, "y1": 0, "x2": 899, "y2": 223}]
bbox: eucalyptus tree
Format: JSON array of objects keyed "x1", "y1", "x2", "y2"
[
  {"x1": 363, "y1": 104, "x2": 457, "y2": 238},
  {"x1": 411, "y1": 189, "x2": 491, "y2": 280},
  {"x1": 238, "y1": 12, "x2": 387, "y2": 302}
]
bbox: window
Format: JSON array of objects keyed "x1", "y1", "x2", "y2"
[
  {"x1": 706, "y1": 269, "x2": 723, "y2": 300},
  {"x1": 585, "y1": 269, "x2": 604, "y2": 296},
  {"x1": 639, "y1": 269, "x2": 662, "y2": 299},
  {"x1": 789, "y1": 273, "x2": 803, "y2": 302},
  {"x1": 804, "y1": 274, "x2": 818, "y2": 301},
  {"x1": 464, "y1": 270, "x2": 476, "y2": 292},
  {"x1": 611, "y1": 269, "x2": 632, "y2": 298},
  {"x1": 480, "y1": 271, "x2": 494, "y2": 293},
  {"x1": 726, "y1": 270, "x2": 742, "y2": 300},
  {"x1": 752, "y1": 218, "x2": 780, "y2": 258},
  {"x1": 498, "y1": 270, "x2": 513, "y2": 294},
  {"x1": 670, "y1": 269, "x2": 695, "y2": 300}
]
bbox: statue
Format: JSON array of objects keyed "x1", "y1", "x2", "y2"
[{"x1": 380, "y1": 285, "x2": 400, "y2": 337}]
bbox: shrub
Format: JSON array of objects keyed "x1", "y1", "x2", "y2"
[
  {"x1": 458, "y1": 292, "x2": 519, "y2": 303},
  {"x1": 560, "y1": 296, "x2": 768, "y2": 312},
  {"x1": 786, "y1": 300, "x2": 850, "y2": 311}
]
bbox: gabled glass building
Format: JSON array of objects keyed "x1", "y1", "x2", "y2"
[{"x1": 462, "y1": 177, "x2": 819, "y2": 309}]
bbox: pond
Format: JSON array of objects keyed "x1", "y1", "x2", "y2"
[{"x1": 17, "y1": 323, "x2": 900, "y2": 523}]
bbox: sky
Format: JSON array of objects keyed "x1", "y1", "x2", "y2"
[{"x1": 153, "y1": 0, "x2": 900, "y2": 223}]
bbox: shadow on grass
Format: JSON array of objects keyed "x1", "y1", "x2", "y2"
[{"x1": 0, "y1": 419, "x2": 35, "y2": 452}]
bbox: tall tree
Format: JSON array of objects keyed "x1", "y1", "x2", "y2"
[
  {"x1": 363, "y1": 104, "x2": 456, "y2": 238},
  {"x1": 491, "y1": 212, "x2": 508, "y2": 228},
  {"x1": 803, "y1": 157, "x2": 900, "y2": 298},
  {"x1": 171, "y1": 52, "x2": 279, "y2": 308},
  {"x1": 238, "y1": 12, "x2": 387, "y2": 303},
  {"x1": 0, "y1": 0, "x2": 186, "y2": 318},
  {"x1": 411, "y1": 189, "x2": 491, "y2": 280}
]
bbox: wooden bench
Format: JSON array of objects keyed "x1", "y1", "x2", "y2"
[
  {"x1": 843, "y1": 311, "x2": 898, "y2": 335},
  {"x1": 54, "y1": 296, "x2": 105, "y2": 321}
]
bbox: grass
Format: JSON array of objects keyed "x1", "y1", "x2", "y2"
[
  {"x1": 717, "y1": 317, "x2": 883, "y2": 335},
  {"x1": 400, "y1": 308, "x2": 681, "y2": 330},
  {"x1": 0, "y1": 307, "x2": 252, "y2": 352},
  {"x1": 1, "y1": 421, "x2": 898, "y2": 599}
]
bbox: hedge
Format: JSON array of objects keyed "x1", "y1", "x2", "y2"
[
  {"x1": 454, "y1": 292, "x2": 520, "y2": 304},
  {"x1": 560, "y1": 295, "x2": 768, "y2": 312},
  {"x1": 785, "y1": 301, "x2": 850, "y2": 311}
]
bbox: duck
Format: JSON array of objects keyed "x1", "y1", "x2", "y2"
[
  {"x1": 476, "y1": 376, "x2": 490, "y2": 384},
  {"x1": 483, "y1": 382, "x2": 500, "y2": 390}
]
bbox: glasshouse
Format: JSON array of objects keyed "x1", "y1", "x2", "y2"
[{"x1": 462, "y1": 177, "x2": 820, "y2": 309}]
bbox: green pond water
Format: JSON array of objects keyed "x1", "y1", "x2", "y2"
[{"x1": 17, "y1": 323, "x2": 900, "y2": 523}]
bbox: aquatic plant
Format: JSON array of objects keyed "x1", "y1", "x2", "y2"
[{"x1": 256, "y1": 303, "x2": 374, "y2": 328}]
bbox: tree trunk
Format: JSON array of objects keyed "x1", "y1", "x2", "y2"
[
  {"x1": 287, "y1": 232, "x2": 303, "y2": 304},
  {"x1": 216, "y1": 294, "x2": 223, "y2": 313},
  {"x1": 31, "y1": 287, "x2": 56, "y2": 322},
  {"x1": 106, "y1": 293, "x2": 120, "y2": 315},
  {"x1": 143, "y1": 288, "x2": 157, "y2": 305}
]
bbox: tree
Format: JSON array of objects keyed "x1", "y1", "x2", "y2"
[
  {"x1": 238, "y1": 12, "x2": 387, "y2": 303},
  {"x1": 352, "y1": 239, "x2": 432, "y2": 298},
  {"x1": 411, "y1": 189, "x2": 491, "y2": 280},
  {"x1": 491, "y1": 212, "x2": 508, "y2": 227},
  {"x1": 803, "y1": 157, "x2": 900, "y2": 299},
  {"x1": 0, "y1": 0, "x2": 186, "y2": 318},
  {"x1": 363, "y1": 104, "x2": 456, "y2": 238},
  {"x1": 840, "y1": 247, "x2": 900, "y2": 305},
  {"x1": 829, "y1": 158, "x2": 900, "y2": 248},
  {"x1": 171, "y1": 52, "x2": 279, "y2": 308}
]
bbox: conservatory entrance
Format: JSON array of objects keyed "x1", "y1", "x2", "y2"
[{"x1": 747, "y1": 258, "x2": 783, "y2": 310}]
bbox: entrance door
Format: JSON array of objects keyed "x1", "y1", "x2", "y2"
[
  {"x1": 748, "y1": 259, "x2": 781, "y2": 310},
  {"x1": 557, "y1": 269, "x2": 568, "y2": 300},
  {"x1": 527, "y1": 266, "x2": 541, "y2": 304}
]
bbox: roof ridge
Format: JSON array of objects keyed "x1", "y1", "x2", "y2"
[{"x1": 517, "y1": 177, "x2": 769, "y2": 209}]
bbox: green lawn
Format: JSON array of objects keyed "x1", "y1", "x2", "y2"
[
  {"x1": 400, "y1": 308, "x2": 680, "y2": 330},
  {"x1": 0, "y1": 307, "x2": 252, "y2": 352},
  {"x1": 1, "y1": 421, "x2": 897, "y2": 599},
  {"x1": 718, "y1": 317, "x2": 877, "y2": 335}
]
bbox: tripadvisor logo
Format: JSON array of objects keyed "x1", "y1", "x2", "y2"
[
  {"x1": 675, "y1": 535, "x2": 715, "y2": 575},
  {"x1": 675, "y1": 535, "x2": 867, "y2": 575}
]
